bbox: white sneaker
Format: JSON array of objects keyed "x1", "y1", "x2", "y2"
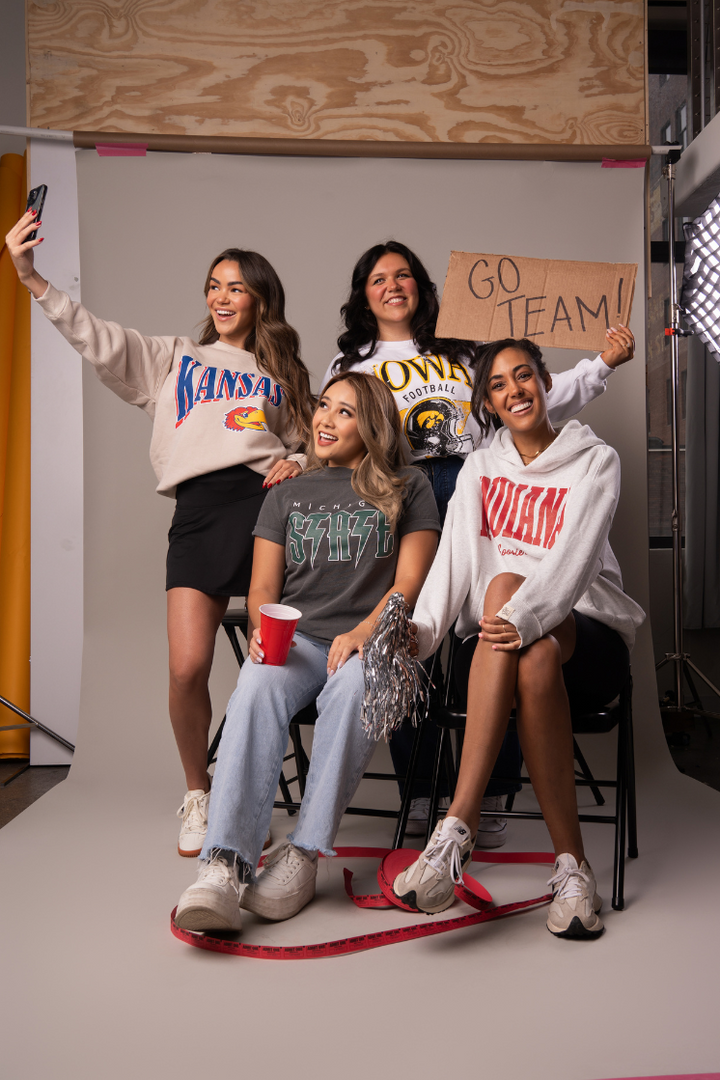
[
  {"x1": 393, "y1": 816, "x2": 474, "y2": 913},
  {"x1": 546, "y1": 853, "x2": 604, "y2": 939},
  {"x1": 475, "y1": 795, "x2": 508, "y2": 849},
  {"x1": 174, "y1": 854, "x2": 243, "y2": 933},
  {"x1": 177, "y1": 788, "x2": 211, "y2": 857},
  {"x1": 241, "y1": 842, "x2": 318, "y2": 921},
  {"x1": 404, "y1": 796, "x2": 450, "y2": 837}
]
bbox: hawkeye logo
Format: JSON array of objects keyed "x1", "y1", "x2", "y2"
[{"x1": 224, "y1": 406, "x2": 267, "y2": 432}]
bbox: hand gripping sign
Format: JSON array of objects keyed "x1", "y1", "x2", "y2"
[{"x1": 435, "y1": 251, "x2": 637, "y2": 351}]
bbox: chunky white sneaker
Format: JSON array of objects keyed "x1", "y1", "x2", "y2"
[
  {"x1": 546, "y1": 853, "x2": 604, "y2": 939},
  {"x1": 393, "y1": 816, "x2": 474, "y2": 913},
  {"x1": 177, "y1": 788, "x2": 211, "y2": 857},
  {"x1": 241, "y1": 842, "x2": 318, "y2": 921},
  {"x1": 174, "y1": 854, "x2": 243, "y2": 932},
  {"x1": 475, "y1": 795, "x2": 508, "y2": 849},
  {"x1": 404, "y1": 796, "x2": 450, "y2": 837}
]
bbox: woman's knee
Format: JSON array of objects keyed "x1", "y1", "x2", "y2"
[
  {"x1": 517, "y1": 635, "x2": 563, "y2": 694},
  {"x1": 483, "y1": 572, "x2": 526, "y2": 615}
]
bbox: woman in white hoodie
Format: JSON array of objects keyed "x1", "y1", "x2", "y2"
[{"x1": 392, "y1": 335, "x2": 645, "y2": 939}]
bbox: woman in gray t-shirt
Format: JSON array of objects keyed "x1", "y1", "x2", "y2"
[{"x1": 174, "y1": 372, "x2": 440, "y2": 934}]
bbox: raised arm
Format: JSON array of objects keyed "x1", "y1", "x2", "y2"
[
  {"x1": 546, "y1": 326, "x2": 635, "y2": 423},
  {"x1": 5, "y1": 210, "x2": 49, "y2": 298}
]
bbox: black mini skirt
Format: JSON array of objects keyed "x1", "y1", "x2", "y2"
[{"x1": 166, "y1": 463, "x2": 267, "y2": 596}]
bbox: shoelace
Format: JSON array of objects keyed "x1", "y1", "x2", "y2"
[
  {"x1": 177, "y1": 792, "x2": 209, "y2": 833},
  {"x1": 261, "y1": 844, "x2": 307, "y2": 885},
  {"x1": 547, "y1": 862, "x2": 591, "y2": 900},
  {"x1": 423, "y1": 831, "x2": 466, "y2": 883},
  {"x1": 199, "y1": 857, "x2": 239, "y2": 895}
]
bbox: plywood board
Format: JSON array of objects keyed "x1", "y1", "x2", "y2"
[{"x1": 27, "y1": 0, "x2": 646, "y2": 144}]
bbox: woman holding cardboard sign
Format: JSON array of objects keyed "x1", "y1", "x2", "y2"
[
  {"x1": 174, "y1": 373, "x2": 440, "y2": 933},
  {"x1": 5, "y1": 209, "x2": 312, "y2": 858},
  {"x1": 324, "y1": 240, "x2": 635, "y2": 842},
  {"x1": 392, "y1": 336, "x2": 644, "y2": 938}
]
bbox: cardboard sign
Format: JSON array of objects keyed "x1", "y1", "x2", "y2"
[{"x1": 436, "y1": 251, "x2": 637, "y2": 350}]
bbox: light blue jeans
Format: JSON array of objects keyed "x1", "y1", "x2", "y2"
[{"x1": 201, "y1": 632, "x2": 376, "y2": 877}]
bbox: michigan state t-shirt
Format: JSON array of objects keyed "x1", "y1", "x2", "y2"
[{"x1": 253, "y1": 466, "x2": 440, "y2": 644}]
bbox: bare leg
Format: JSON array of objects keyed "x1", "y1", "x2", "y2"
[
  {"x1": 167, "y1": 587, "x2": 229, "y2": 792},
  {"x1": 446, "y1": 572, "x2": 583, "y2": 861},
  {"x1": 515, "y1": 633, "x2": 584, "y2": 863}
]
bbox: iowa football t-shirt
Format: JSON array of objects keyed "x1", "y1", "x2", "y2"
[{"x1": 253, "y1": 466, "x2": 440, "y2": 644}]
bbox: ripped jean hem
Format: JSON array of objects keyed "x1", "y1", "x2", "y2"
[{"x1": 289, "y1": 835, "x2": 336, "y2": 859}]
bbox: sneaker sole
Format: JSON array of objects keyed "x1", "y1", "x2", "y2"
[
  {"x1": 174, "y1": 904, "x2": 242, "y2": 933},
  {"x1": 546, "y1": 913, "x2": 604, "y2": 939},
  {"x1": 178, "y1": 843, "x2": 203, "y2": 858},
  {"x1": 240, "y1": 880, "x2": 316, "y2": 921}
]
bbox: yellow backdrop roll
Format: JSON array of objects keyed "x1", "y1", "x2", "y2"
[{"x1": 0, "y1": 153, "x2": 31, "y2": 758}]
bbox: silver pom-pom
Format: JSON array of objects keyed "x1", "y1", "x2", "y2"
[{"x1": 361, "y1": 592, "x2": 426, "y2": 742}]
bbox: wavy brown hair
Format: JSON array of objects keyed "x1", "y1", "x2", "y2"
[
  {"x1": 305, "y1": 372, "x2": 409, "y2": 529},
  {"x1": 199, "y1": 249, "x2": 312, "y2": 445}
]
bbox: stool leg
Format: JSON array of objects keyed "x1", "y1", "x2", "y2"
[
  {"x1": 207, "y1": 717, "x2": 226, "y2": 767},
  {"x1": 222, "y1": 624, "x2": 246, "y2": 669},
  {"x1": 393, "y1": 711, "x2": 427, "y2": 849},
  {"x1": 625, "y1": 694, "x2": 638, "y2": 859},
  {"x1": 612, "y1": 715, "x2": 627, "y2": 911},
  {"x1": 289, "y1": 724, "x2": 309, "y2": 798},
  {"x1": 573, "y1": 737, "x2": 605, "y2": 806}
]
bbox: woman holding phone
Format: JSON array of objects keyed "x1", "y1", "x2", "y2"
[
  {"x1": 5, "y1": 209, "x2": 312, "y2": 857},
  {"x1": 174, "y1": 372, "x2": 440, "y2": 933},
  {"x1": 324, "y1": 240, "x2": 635, "y2": 842}
]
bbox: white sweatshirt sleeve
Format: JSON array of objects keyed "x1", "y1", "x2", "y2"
[
  {"x1": 546, "y1": 357, "x2": 614, "y2": 422},
  {"x1": 35, "y1": 283, "x2": 173, "y2": 410},
  {"x1": 411, "y1": 487, "x2": 475, "y2": 660},
  {"x1": 496, "y1": 445, "x2": 621, "y2": 645}
]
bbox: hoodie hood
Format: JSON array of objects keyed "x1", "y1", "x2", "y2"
[{"x1": 493, "y1": 420, "x2": 606, "y2": 475}]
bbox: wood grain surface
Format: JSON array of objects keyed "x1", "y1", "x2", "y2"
[{"x1": 27, "y1": 0, "x2": 646, "y2": 145}]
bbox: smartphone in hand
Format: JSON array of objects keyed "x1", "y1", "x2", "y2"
[{"x1": 25, "y1": 184, "x2": 47, "y2": 242}]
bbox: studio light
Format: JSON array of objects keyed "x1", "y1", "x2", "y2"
[{"x1": 681, "y1": 193, "x2": 720, "y2": 360}]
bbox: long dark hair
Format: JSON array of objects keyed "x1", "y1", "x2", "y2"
[
  {"x1": 470, "y1": 338, "x2": 549, "y2": 440},
  {"x1": 198, "y1": 249, "x2": 312, "y2": 445},
  {"x1": 305, "y1": 372, "x2": 408, "y2": 529},
  {"x1": 333, "y1": 241, "x2": 476, "y2": 373}
]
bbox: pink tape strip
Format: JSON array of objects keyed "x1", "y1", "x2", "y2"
[
  {"x1": 96, "y1": 143, "x2": 148, "y2": 157},
  {"x1": 601, "y1": 158, "x2": 647, "y2": 169},
  {"x1": 595, "y1": 1075, "x2": 720, "y2": 1079}
]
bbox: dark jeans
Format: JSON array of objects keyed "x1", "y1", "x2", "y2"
[{"x1": 414, "y1": 455, "x2": 465, "y2": 526}]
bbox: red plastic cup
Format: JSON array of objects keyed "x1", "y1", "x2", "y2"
[{"x1": 259, "y1": 604, "x2": 302, "y2": 666}]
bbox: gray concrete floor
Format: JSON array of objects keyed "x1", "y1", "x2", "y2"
[{"x1": 0, "y1": 762, "x2": 71, "y2": 830}]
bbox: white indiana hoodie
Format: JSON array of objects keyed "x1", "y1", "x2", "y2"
[{"x1": 412, "y1": 420, "x2": 645, "y2": 658}]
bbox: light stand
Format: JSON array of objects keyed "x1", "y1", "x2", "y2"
[
  {"x1": 0, "y1": 693, "x2": 75, "y2": 787},
  {"x1": 655, "y1": 149, "x2": 720, "y2": 719}
]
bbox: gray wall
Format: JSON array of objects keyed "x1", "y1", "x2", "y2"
[{"x1": 52, "y1": 150, "x2": 654, "y2": 792}]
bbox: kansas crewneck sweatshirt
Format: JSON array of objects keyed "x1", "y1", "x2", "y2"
[
  {"x1": 412, "y1": 420, "x2": 645, "y2": 656},
  {"x1": 35, "y1": 284, "x2": 305, "y2": 497}
]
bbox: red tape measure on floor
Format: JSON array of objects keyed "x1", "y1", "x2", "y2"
[{"x1": 170, "y1": 847, "x2": 554, "y2": 960}]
